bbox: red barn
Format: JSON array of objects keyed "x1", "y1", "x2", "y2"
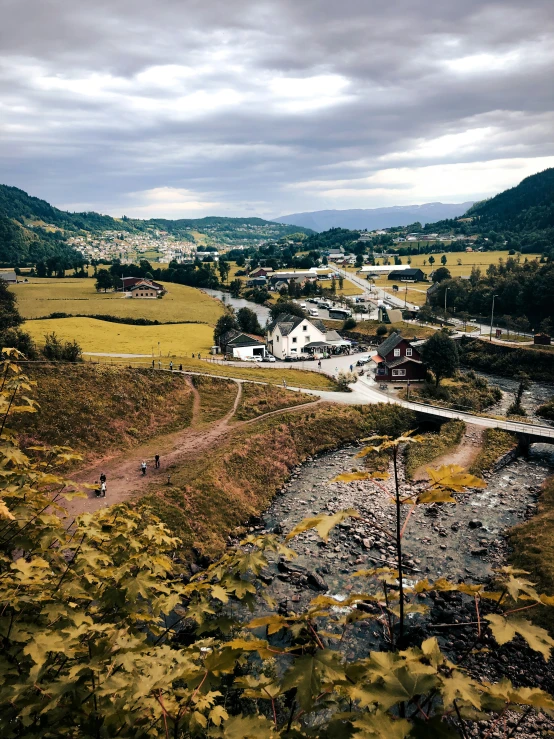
[{"x1": 372, "y1": 332, "x2": 427, "y2": 383}]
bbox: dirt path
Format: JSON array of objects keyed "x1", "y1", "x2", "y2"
[
  {"x1": 63, "y1": 381, "x2": 319, "y2": 520},
  {"x1": 412, "y1": 423, "x2": 484, "y2": 482}
]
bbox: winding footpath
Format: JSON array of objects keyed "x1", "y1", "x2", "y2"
[{"x1": 62, "y1": 367, "x2": 554, "y2": 522}]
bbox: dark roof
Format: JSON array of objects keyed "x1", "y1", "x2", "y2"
[
  {"x1": 122, "y1": 276, "x2": 164, "y2": 290},
  {"x1": 304, "y1": 341, "x2": 331, "y2": 348},
  {"x1": 228, "y1": 334, "x2": 265, "y2": 347},
  {"x1": 389, "y1": 268, "x2": 423, "y2": 278},
  {"x1": 385, "y1": 357, "x2": 423, "y2": 368},
  {"x1": 376, "y1": 332, "x2": 405, "y2": 357}
]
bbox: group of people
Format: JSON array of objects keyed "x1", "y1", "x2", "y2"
[
  {"x1": 141, "y1": 454, "x2": 160, "y2": 476},
  {"x1": 151, "y1": 360, "x2": 183, "y2": 372},
  {"x1": 94, "y1": 454, "x2": 161, "y2": 497}
]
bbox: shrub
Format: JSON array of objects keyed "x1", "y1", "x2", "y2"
[
  {"x1": 343, "y1": 317, "x2": 357, "y2": 330},
  {"x1": 376, "y1": 323, "x2": 388, "y2": 336}
]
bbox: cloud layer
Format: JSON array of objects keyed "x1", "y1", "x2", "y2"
[{"x1": 1, "y1": 0, "x2": 553, "y2": 218}]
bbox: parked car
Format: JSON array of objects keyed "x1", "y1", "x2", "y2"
[
  {"x1": 299, "y1": 302, "x2": 307, "y2": 309},
  {"x1": 262, "y1": 354, "x2": 276, "y2": 363},
  {"x1": 308, "y1": 308, "x2": 319, "y2": 317},
  {"x1": 243, "y1": 355, "x2": 263, "y2": 362},
  {"x1": 356, "y1": 356, "x2": 371, "y2": 366}
]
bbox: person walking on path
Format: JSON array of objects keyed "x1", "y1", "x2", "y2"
[
  {"x1": 170, "y1": 361, "x2": 173, "y2": 372},
  {"x1": 318, "y1": 360, "x2": 322, "y2": 370},
  {"x1": 158, "y1": 360, "x2": 161, "y2": 370},
  {"x1": 100, "y1": 481, "x2": 107, "y2": 497},
  {"x1": 283, "y1": 379, "x2": 287, "y2": 389},
  {"x1": 179, "y1": 363, "x2": 183, "y2": 371},
  {"x1": 155, "y1": 454, "x2": 160, "y2": 469},
  {"x1": 141, "y1": 461, "x2": 147, "y2": 476},
  {"x1": 100, "y1": 472, "x2": 106, "y2": 486}
]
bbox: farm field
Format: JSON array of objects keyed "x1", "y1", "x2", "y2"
[
  {"x1": 24, "y1": 317, "x2": 215, "y2": 356},
  {"x1": 12, "y1": 278, "x2": 223, "y2": 325}
]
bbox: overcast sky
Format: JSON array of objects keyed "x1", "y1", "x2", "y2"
[{"x1": 1, "y1": 0, "x2": 553, "y2": 219}]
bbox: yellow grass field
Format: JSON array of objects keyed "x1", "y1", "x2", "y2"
[
  {"x1": 12, "y1": 278, "x2": 224, "y2": 325},
  {"x1": 24, "y1": 317, "x2": 215, "y2": 356}
]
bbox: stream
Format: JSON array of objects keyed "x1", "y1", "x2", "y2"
[
  {"x1": 201, "y1": 288, "x2": 271, "y2": 324},
  {"x1": 472, "y1": 370, "x2": 554, "y2": 424},
  {"x1": 247, "y1": 442, "x2": 554, "y2": 661}
]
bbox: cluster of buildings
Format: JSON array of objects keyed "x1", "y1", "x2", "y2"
[
  {"x1": 218, "y1": 313, "x2": 351, "y2": 361},
  {"x1": 246, "y1": 267, "x2": 335, "y2": 290},
  {"x1": 65, "y1": 230, "x2": 195, "y2": 264}
]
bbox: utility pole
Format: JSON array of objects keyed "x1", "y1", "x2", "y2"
[
  {"x1": 489, "y1": 294, "x2": 498, "y2": 342},
  {"x1": 444, "y1": 286, "x2": 448, "y2": 316}
]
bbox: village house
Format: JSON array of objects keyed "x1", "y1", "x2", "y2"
[
  {"x1": 129, "y1": 279, "x2": 164, "y2": 298},
  {"x1": 0, "y1": 271, "x2": 18, "y2": 284},
  {"x1": 372, "y1": 332, "x2": 427, "y2": 383},
  {"x1": 218, "y1": 330, "x2": 267, "y2": 359},
  {"x1": 248, "y1": 267, "x2": 273, "y2": 278},
  {"x1": 266, "y1": 313, "x2": 351, "y2": 359}
]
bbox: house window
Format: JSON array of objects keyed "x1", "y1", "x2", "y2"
[
  {"x1": 275, "y1": 335, "x2": 280, "y2": 341},
  {"x1": 394, "y1": 348, "x2": 400, "y2": 357},
  {"x1": 406, "y1": 348, "x2": 412, "y2": 356},
  {"x1": 305, "y1": 336, "x2": 310, "y2": 342},
  {"x1": 392, "y1": 369, "x2": 406, "y2": 377},
  {"x1": 303, "y1": 325, "x2": 307, "y2": 331},
  {"x1": 292, "y1": 337, "x2": 297, "y2": 343}
]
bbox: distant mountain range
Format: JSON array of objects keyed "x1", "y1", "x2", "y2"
[{"x1": 274, "y1": 202, "x2": 475, "y2": 232}]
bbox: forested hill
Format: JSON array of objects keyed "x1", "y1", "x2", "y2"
[
  {"x1": 467, "y1": 168, "x2": 554, "y2": 233},
  {"x1": 420, "y1": 168, "x2": 554, "y2": 254},
  {"x1": 0, "y1": 184, "x2": 313, "y2": 265}
]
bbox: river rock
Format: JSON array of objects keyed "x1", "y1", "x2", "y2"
[{"x1": 307, "y1": 572, "x2": 328, "y2": 592}]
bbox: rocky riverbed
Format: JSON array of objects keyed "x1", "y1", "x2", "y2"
[
  {"x1": 475, "y1": 370, "x2": 554, "y2": 423},
  {"x1": 237, "y1": 442, "x2": 554, "y2": 736}
]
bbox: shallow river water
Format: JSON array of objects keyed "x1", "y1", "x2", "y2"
[{"x1": 249, "y1": 442, "x2": 553, "y2": 660}]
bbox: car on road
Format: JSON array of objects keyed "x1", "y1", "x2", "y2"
[
  {"x1": 262, "y1": 354, "x2": 276, "y2": 362},
  {"x1": 356, "y1": 356, "x2": 371, "y2": 366}
]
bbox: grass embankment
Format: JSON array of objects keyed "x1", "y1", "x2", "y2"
[
  {"x1": 13, "y1": 278, "x2": 223, "y2": 324},
  {"x1": 192, "y1": 376, "x2": 238, "y2": 423},
  {"x1": 343, "y1": 320, "x2": 437, "y2": 341},
  {"x1": 509, "y1": 476, "x2": 554, "y2": 633},
  {"x1": 233, "y1": 383, "x2": 316, "y2": 421},
  {"x1": 469, "y1": 429, "x2": 518, "y2": 475},
  {"x1": 14, "y1": 364, "x2": 194, "y2": 462},
  {"x1": 403, "y1": 373, "x2": 502, "y2": 413},
  {"x1": 139, "y1": 403, "x2": 415, "y2": 555},
  {"x1": 404, "y1": 420, "x2": 466, "y2": 479},
  {"x1": 86, "y1": 356, "x2": 340, "y2": 391},
  {"x1": 459, "y1": 338, "x2": 554, "y2": 381}
]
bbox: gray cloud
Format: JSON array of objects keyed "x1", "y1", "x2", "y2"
[{"x1": 1, "y1": 0, "x2": 553, "y2": 217}]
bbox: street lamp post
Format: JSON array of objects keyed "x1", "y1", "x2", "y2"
[
  {"x1": 444, "y1": 286, "x2": 448, "y2": 316},
  {"x1": 489, "y1": 294, "x2": 498, "y2": 342}
]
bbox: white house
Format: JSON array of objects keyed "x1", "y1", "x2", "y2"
[{"x1": 266, "y1": 313, "x2": 329, "y2": 359}]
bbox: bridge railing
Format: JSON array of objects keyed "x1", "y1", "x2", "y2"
[{"x1": 392, "y1": 397, "x2": 554, "y2": 439}]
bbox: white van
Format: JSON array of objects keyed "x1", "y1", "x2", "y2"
[{"x1": 308, "y1": 308, "x2": 319, "y2": 317}]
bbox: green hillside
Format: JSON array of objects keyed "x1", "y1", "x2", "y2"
[
  {"x1": 0, "y1": 183, "x2": 314, "y2": 264},
  {"x1": 467, "y1": 167, "x2": 554, "y2": 233}
]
